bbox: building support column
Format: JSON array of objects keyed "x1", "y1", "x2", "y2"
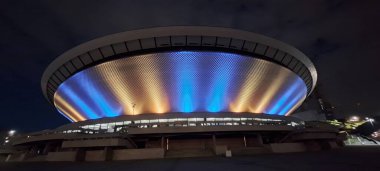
[
  {"x1": 75, "y1": 148, "x2": 85, "y2": 162},
  {"x1": 22, "y1": 145, "x2": 38, "y2": 161},
  {"x1": 244, "y1": 136, "x2": 247, "y2": 147},
  {"x1": 42, "y1": 142, "x2": 54, "y2": 155},
  {"x1": 257, "y1": 133, "x2": 264, "y2": 145},
  {"x1": 5, "y1": 154, "x2": 11, "y2": 162},
  {"x1": 104, "y1": 146, "x2": 113, "y2": 161},
  {"x1": 161, "y1": 136, "x2": 165, "y2": 149},
  {"x1": 212, "y1": 134, "x2": 217, "y2": 154},
  {"x1": 166, "y1": 138, "x2": 169, "y2": 151}
]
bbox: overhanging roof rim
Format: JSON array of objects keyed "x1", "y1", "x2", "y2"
[{"x1": 41, "y1": 26, "x2": 317, "y2": 100}]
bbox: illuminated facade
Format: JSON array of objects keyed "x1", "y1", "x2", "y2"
[
  {"x1": 2, "y1": 27, "x2": 346, "y2": 163},
  {"x1": 54, "y1": 51, "x2": 307, "y2": 121},
  {"x1": 42, "y1": 27, "x2": 317, "y2": 121}
]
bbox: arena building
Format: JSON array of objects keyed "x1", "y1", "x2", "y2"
[{"x1": 0, "y1": 27, "x2": 344, "y2": 162}]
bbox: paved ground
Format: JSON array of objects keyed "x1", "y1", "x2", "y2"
[{"x1": 1, "y1": 146, "x2": 380, "y2": 171}]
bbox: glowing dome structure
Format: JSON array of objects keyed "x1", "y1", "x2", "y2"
[
  {"x1": 41, "y1": 26, "x2": 317, "y2": 122},
  {"x1": 5, "y1": 27, "x2": 345, "y2": 163}
]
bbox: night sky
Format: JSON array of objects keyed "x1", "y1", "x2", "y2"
[{"x1": 1, "y1": 0, "x2": 379, "y2": 132}]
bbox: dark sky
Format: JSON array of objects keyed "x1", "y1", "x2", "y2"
[{"x1": 1, "y1": 0, "x2": 380, "y2": 132}]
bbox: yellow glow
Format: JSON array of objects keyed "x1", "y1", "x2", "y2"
[
  {"x1": 138, "y1": 56, "x2": 170, "y2": 113},
  {"x1": 95, "y1": 63, "x2": 142, "y2": 115},
  {"x1": 56, "y1": 106, "x2": 77, "y2": 122},
  {"x1": 95, "y1": 55, "x2": 170, "y2": 115},
  {"x1": 53, "y1": 51, "x2": 309, "y2": 120},
  {"x1": 230, "y1": 61, "x2": 269, "y2": 113},
  {"x1": 54, "y1": 94, "x2": 86, "y2": 121},
  {"x1": 250, "y1": 71, "x2": 289, "y2": 113},
  {"x1": 285, "y1": 97, "x2": 306, "y2": 116}
]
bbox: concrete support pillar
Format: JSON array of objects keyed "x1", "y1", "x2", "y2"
[
  {"x1": 243, "y1": 136, "x2": 247, "y2": 147},
  {"x1": 257, "y1": 134, "x2": 264, "y2": 145},
  {"x1": 161, "y1": 136, "x2": 165, "y2": 149},
  {"x1": 166, "y1": 138, "x2": 169, "y2": 151},
  {"x1": 5, "y1": 154, "x2": 11, "y2": 162},
  {"x1": 212, "y1": 134, "x2": 217, "y2": 154},
  {"x1": 104, "y1": 147, "x2": 113, "y2": 161},
  {"x1": 43, "y1": 143, "x2": 54, "y2": 155},
  {"x1": 23, "y1": 146, "x2": 38, "y2": 161},
  {"x1": 212, "y1": 134, "x2": 216, "y2": 146},
  {"x1": 75, "y1": 148, "x2": 85, "y2": 161},
  {"x1": 20, "y1": 153, "x2": 27, "y2": 161}
]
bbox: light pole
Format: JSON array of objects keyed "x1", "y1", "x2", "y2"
[
  {"x1": 132, "y1": 103, "x2": 136, "y2": 115},
  {"x1": 366, "y1": 117, "x2": 375, "y2": 130}
]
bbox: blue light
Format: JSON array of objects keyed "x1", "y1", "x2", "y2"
[
  {"x1": 278, "y1": 88, "x2": 306, "y2": 115},
  {"x1": 206, "y1": 53, "x2": 236, "y2": 112},
  {"x1": 173, "y1": 51, "x2": 197, "y2": 112},
  {"x1": 59, "y1": 82, "x2": 100, "y2": 119},
  {"x1": 54, "y1": 51, "x2": 310, "y2": 120},
  {"x1": 267, "y1": 79, "x2": 301, "y2": 115},
  {"x1": 182, "y1": 93, "x2": 193, "y2": 112},
  {"x1": 75, "y1": 74, "x2": 121, "y2": 117}
]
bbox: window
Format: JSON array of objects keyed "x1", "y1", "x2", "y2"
[
  {"x1": 188, "y1": 118, "x2": 197, "y2": 122},
  {"x1": 140, "y1": 120, "x2": 149, "y2": 123},
  {"x1": 168, "y1": 118, "x2": 177, "y2": 122},
  {"x1": 195, "y1": 118, "x2": 204, "y2": 121},
  {"x1": 101, "y1": 123, "x2": 108, "y2": 129},
  {"x1": 177, "y1": 118, "x2": 187, "y2": 122},
  {"x1": 159, "y1": 119, "x2": 168, "y2": 123},
  {"x1": 224, "y1": 118, "x2": 232, "y2": 121},
  {"x1": 215, "y1": 118, "x2": 224, "y2": 121},
  {"x1": 150, "y1": 119, "x2": 159, "y2": 123},
  {"x1": 206, "y1": 118, "x2": 216, "y2": 121}
]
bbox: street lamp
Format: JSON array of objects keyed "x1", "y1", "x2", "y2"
[
  {"x1": 365, "y1": 117, "x2": 375, "y2": 130},
  {"x1": 371, "y1": 131, "x2": 378, "y2": 138},
  {"x1": 8, "y1": 130, "x2": 16, "y2": 136},
  {"x1": 348, "y1": 116, "x2": 360, "y2": 122}
]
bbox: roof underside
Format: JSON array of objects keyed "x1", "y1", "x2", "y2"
[
  {"x1": 54, "y1": 51, "x2": 307, "y2": 121},
  {"x1": 41, "y1": 27, "x2": 317, "y2": 122}
]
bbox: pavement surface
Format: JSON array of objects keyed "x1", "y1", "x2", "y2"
[{"x1": 1, "y1": 146, "x2": 380, "y2": 171}]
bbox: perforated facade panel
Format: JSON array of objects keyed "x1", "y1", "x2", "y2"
[{"x1": 54, "y1": 51, "x2": 307, "y2": 122}]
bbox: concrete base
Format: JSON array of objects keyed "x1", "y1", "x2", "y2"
[
  {"x1": 113, "y1": 148, "x2": 164, "y2": 160},
  {"x1": 46, "y1": 151, "x2": 77, "y2": 161},
  {"x1": 85, "y1": 150, "x2": 106, "y2": 161},
  {"x1": 226, "y1": 150, "x2": 232, "y2": 157},
  {"x1": 0, "y1": 155, "x2": 6, "y2": 162},
  {"x1": 329, "y1": 141, "x2": 339, "y2": 149},
  {"x1": 269, "y1": 143, "x2": 306, "y2": 153},
  {"x1": 6, "y1": 153, "x2": 26, "y2": 162},
  {"x1": 165, "y1": 149, "x2": 214, "y2": 158},
  {"x1": 214, "y1": 145, "x2": 227, "y2": 156},
  {"x1": 232, "y1": 147, "x2": 271, "y2": 155},
  {"x1": 62, "y1": 138, "x2": 128, "y2": 148}
]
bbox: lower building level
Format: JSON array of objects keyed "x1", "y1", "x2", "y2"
[{"x1": 0, "y1": 113, "x2": 346, "y2": 162}]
